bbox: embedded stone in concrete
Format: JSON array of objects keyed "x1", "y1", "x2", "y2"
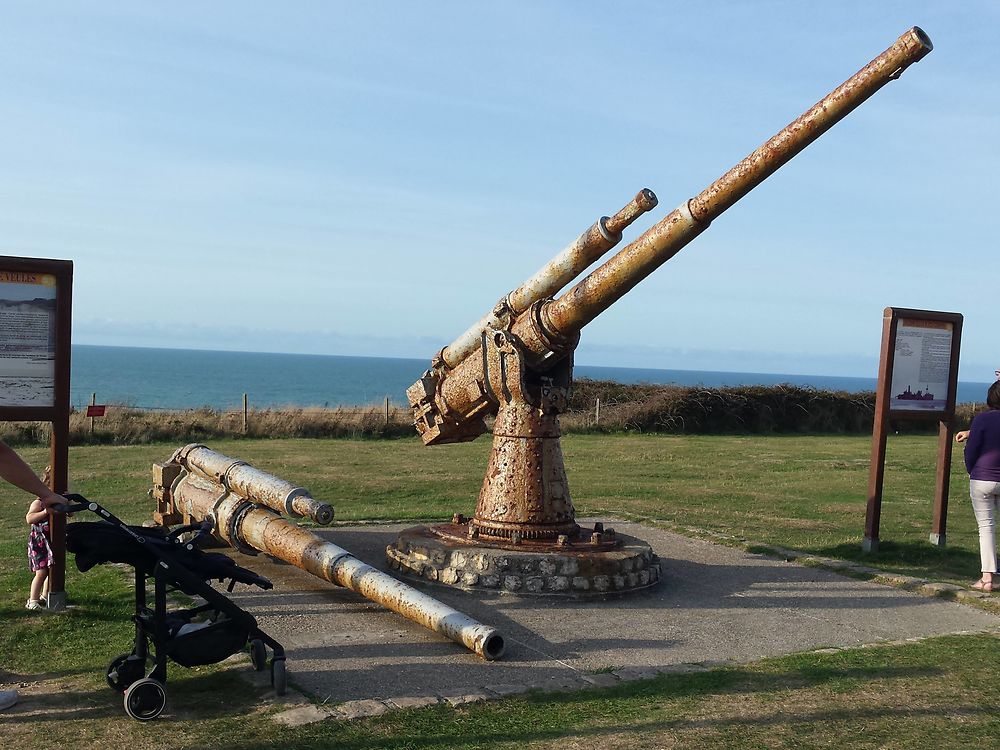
[
  {"x1": 442, "y1": 691, "x2": 491, "y2": 707},
  {"x1": 656, "y1": 663, "x2": 711, "y2": 675},
  {"x1": 485, "y1": 683, "x2": 532, "y2": 697},
  {"x1": 337, "y1": 699, "x2": 391, "y2": 720},
  {"x1": 503, "y1": 575, "x2": 522, "y2": 591},
  {"x1": 920, "y1": 582, "x2": 964, "y2": 596},
  {"x1": 528, "y1": 676, "x2": 588, "y2": 693},
  {"x1": 461, "y1": 572, "x2": 480, "y2": 586},
  {"x1": 386, "y1": 695, "x2": 442, "y2": 710},
  {"x1": 579, "y1": 673, "x2": 621, "y2": 688},
  {"x1": 548, "y1": 576, "x2": 569, "y2": 592},
  {"x1": 613, "y1": 666, "x2": 660, "y2": 682},
  {"x1": 525, "y1": 576, "x2": 545, "y2": 593},
  {"x1": 273, "y1": 705, "x2": 338, "y2": 727}
]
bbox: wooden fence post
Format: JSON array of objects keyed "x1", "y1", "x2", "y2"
[
  {"x1": 243, "y1": 393, "x2": 248, "y2": 434},
  {"x1": 595, "y1": 398, "x2": 601, "y2": 426},
  {"x1": 385, "y1": 396, "x2": 390, "y2": 426},
  {"x1": 90, "y1": 392, "x2": 96, "y2": 435}
]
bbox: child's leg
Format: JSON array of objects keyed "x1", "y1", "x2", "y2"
[{"x1": 29, "y1": 569, "x2": 48, "y2": 602}]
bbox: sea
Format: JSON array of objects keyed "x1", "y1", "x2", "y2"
[{"x1": 68, "y1": 345, "x2": 993, "y2": 411}]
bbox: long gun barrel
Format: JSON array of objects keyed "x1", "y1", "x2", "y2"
[
  {"x1": 159, "y1": 460, "x2": 506, "y2": 660},
  {"x1": 438, "y1": 189, "x2": 658, "y2": 369},
  {"x1": 515, "y1": 27, "x2": 933, "y2": 363},
  {"x1": 172, "y1": 443, "x2": 335, "y2": 525}
]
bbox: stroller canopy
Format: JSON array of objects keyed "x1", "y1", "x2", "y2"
[{"x1": 67, "y1": 521, "x2": 271, "y2": 593}]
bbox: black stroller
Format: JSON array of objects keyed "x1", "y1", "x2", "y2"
[{"x1": 63, "y1": 494, "x2": 286, "y2": 721}]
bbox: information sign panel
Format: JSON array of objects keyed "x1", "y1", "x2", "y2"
[
  {"x1": 889, "y1": 318, "x2": 954, "y2": 413},
  {"x1": 0, "y1": 270, "x2": 58, "y2": 408},
  {"x1": 864, "y1": 307, "x2": 963, "y2": 554}
]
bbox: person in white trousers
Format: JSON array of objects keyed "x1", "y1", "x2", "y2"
[{"x1": 963, "y1": 382, "x2": 1000, "y2": 592}]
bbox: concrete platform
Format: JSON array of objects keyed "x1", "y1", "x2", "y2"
[{"x1": 222, "y1": 520, "x2": 1000, "y2": 709}]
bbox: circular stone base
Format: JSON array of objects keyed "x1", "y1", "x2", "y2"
[{"x1": 386, "y1": 524, "x2": 660, "y2": 596}]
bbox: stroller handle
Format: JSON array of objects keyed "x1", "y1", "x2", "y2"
[
  {"x1": 167, "y1": 520, "x2": 215, "y2": 547},
  {"x1": 55, "y1": 493, "x2": 96, "y2": 515}
]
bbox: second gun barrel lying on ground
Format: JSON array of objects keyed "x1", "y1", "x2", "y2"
[
  {"x1": 172, "y1": 443, "x2": 335, "y2": 525},
  {"x1": 172, "y1": 471, "x2": 506, "y2": 660}
]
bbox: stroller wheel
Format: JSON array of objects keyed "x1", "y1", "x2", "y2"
[
  {"x1": 249, "y1": 639, "x2": 267, "y2": 672},
  {"x1": 123, "y1": 678, "x2": 166, "y2": 721},
  {"x1": 107, "y1": 653, "x2": 146, "y2": 693},
  {"x1": 271, "y1": 658, "x2": 287, "y2": 696}
]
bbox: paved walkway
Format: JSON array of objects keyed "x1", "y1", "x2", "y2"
[{"x1": 223, "y1": 520, "x2": 1000, "y2": 723}]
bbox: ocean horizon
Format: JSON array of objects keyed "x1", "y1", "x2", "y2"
[{"x1": 68, "y1": 344, "x2": 993, "y2": 411}]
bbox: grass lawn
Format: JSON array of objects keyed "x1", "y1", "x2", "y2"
[{"x1": 1, "y1": 433, "x2": 996, "y2": 748}]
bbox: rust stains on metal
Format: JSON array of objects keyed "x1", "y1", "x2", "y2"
[{"x1": 472, "y1": 399, "x2": 577, "y2": 542}]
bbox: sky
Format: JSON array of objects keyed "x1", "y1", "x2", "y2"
[{"x1": 0, "y1": 2, "x2": 997, "y2": 380}]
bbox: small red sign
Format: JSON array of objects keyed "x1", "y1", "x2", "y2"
[{"x1": 86, "y1": 405, "x2": 106, "y2": 417}]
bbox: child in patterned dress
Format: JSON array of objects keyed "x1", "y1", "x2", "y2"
[{"x1": 25, "y1": 497, "x2": 53, "y2": 610}]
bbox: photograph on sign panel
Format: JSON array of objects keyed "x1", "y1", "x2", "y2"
[
  {"x1": 889, "y1": 318, "x2": 952, "y2": 412},
  {"x1": 0, "y1": 271, "x2": 57, "y2": 407}
]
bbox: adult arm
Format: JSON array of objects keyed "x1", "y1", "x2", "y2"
[
  {"x1": 0, "y1": 441, "x2": 64, "y2": 507},
  {"x1": 965, "y1": 416, "x2": 984, "y2": 474}
]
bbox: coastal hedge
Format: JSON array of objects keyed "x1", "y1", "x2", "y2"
[
  {"x1": 0, "y1": 380, "x2": 980, "y2": 445},
  {"x1": 562, "y1": 379, "x2": 878, "y2": 434}
]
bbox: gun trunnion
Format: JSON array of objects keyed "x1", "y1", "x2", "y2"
[{"x1": 391, "y1": 28, "x2": 933, "y2": 596}]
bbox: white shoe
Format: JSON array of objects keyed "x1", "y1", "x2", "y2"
[
  {"x1": 25, "y1": 599, "x2": 44, "y2": 611},
  {"x1": 0, "y1": 689, "x2": 18, "y2": 710}
]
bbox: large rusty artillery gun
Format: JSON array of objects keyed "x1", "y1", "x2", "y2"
[{"x1": 390, "y1": 28, "x2": 933, "y2": 596}]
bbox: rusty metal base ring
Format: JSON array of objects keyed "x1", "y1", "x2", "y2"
[
  {"x1": 467, "y1": 520, "x2": 580, "y2": 542},
  {"x1": 386, "y1": 524, "x2": 660, "y2": 597}
]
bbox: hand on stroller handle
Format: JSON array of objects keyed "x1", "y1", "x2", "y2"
[
  {"x1": 52, "y1": 493, "x2": 95, "y2": 514},
  {"x1": 166, "y1": 519, "x2": 215, "y2": 547}
]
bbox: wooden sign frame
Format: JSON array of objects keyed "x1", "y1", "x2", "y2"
[
  {"x1": 863, "y1": 307, "x2": 963, "y2": 553},
  {"x1": 0, "y1": 255, "x2": 73, "y2": 609}
]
